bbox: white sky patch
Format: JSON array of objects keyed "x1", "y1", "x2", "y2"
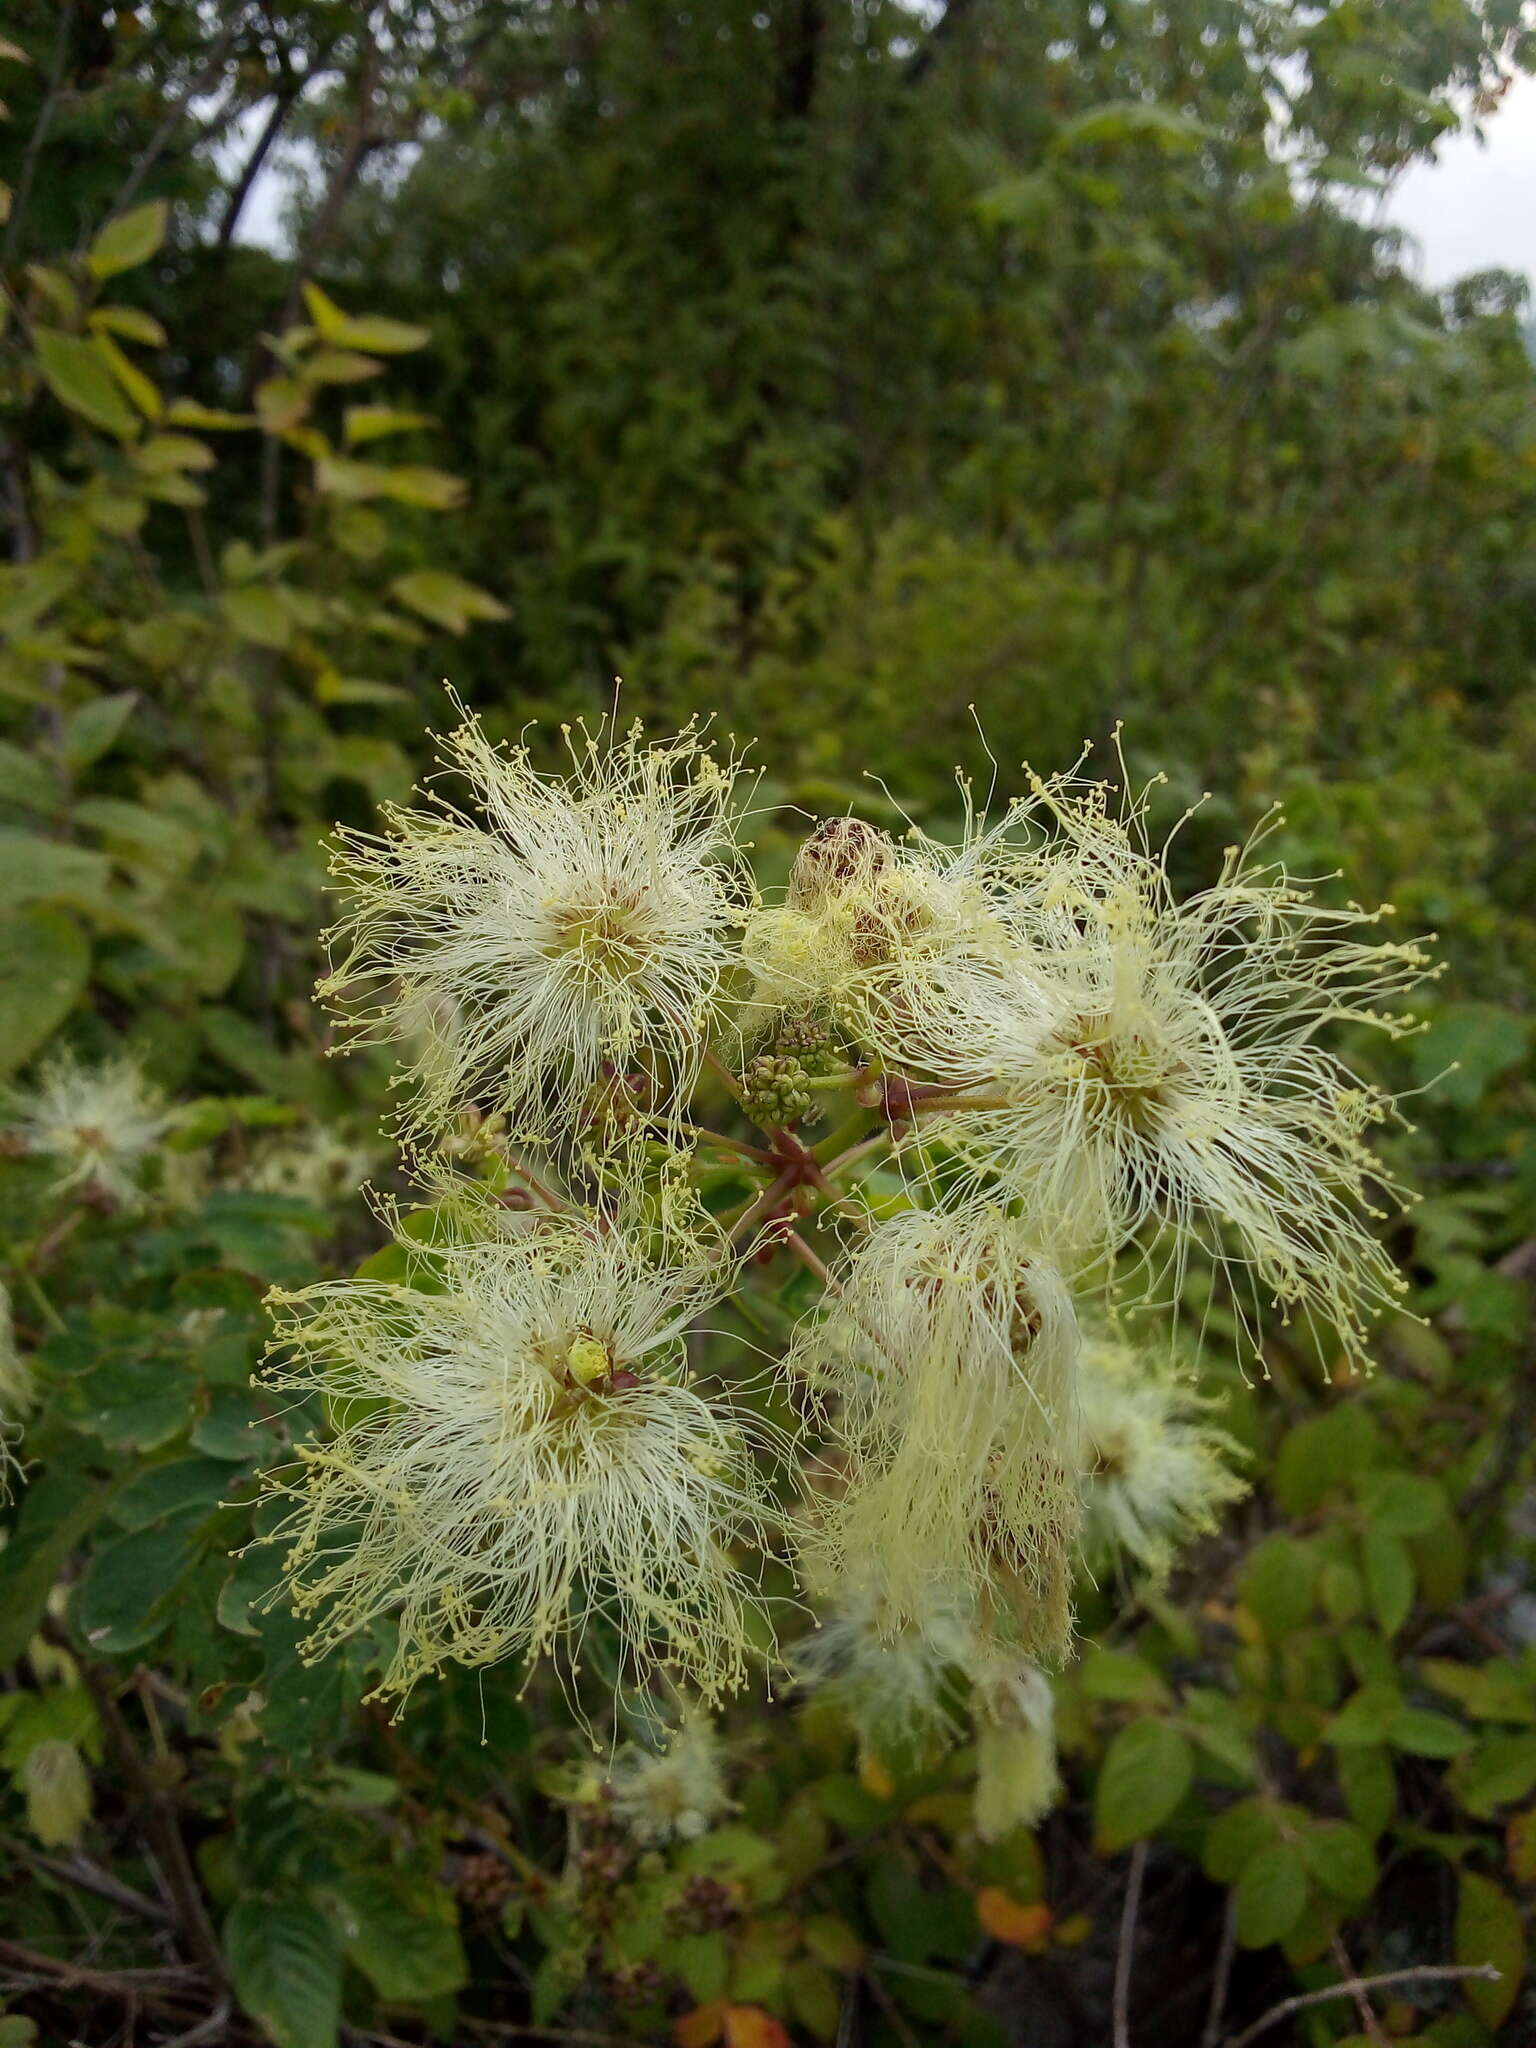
[{"x1": 1379, "y1": 74, "x2": 1536, "y2": 292}]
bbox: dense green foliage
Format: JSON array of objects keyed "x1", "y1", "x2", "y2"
[{"x1": 0, "y1": 4, "x2": 1533, "y2": 2045}]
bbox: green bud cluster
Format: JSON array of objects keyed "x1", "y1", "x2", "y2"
[
  {"x1": 772, "y1": 1012, "x2": 847, "y2": 1077},
  {"x1": 742, "y1": 1052, "x2": 816, "y2": 1129}
]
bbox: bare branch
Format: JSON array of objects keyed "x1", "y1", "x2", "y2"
[
  {"x1": 1112, "y1": 1840, "x2": 1148, "y2": 2048},
  {"x1": 1223, "y1": 1964, "x2": 1501, "y2": 2048}
]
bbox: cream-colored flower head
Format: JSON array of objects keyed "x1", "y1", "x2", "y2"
[
  {"x1": 6, "y1": 1051, "x2": 173, "y2": 1207},
  {"x1": 260, "y1": 1208, "x2": 783, "y2": 1710},
  {"x1": 883, "y1": 771, "x2": 1433, "y2": 1367},
  {"x1": 741, "y1": 806, "x2": 1018, "y2": 1055},
  {"x1": 319, "y1": 701, "x2": 750, "y2": 1143},
  {"x1": 609, "y1": 1714, "x2": 735, "y2": 1843},
  {"x1": 970, "y1": 1657, "x2": 1059, "y2": 1842},
  {"x1": 788, "y1": 1203, "x2": 1081, "y2": 1667},
  {"x1": 1077, "y1": 1323, "x2": 1247, "y2": 1578},
  {"x1": 244, "y1": 1128, "x2": 379, "y2": 1208}
]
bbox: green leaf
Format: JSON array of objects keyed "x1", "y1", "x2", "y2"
[
  {"x1": 1093, "y1": 1720, "x2": 1194, "y2": 1853},
  {"x1": 1053, "y1": 100, "x2": 1210, "y2": 155},
  {"x1": 1455, "y1": 1870, "x2": 1524, "y2": 2030},
  {"x1": 1299, "y1": 1821, "x2": 1376, "y2": 1903},
  {"x1": 1335, "y1": 1745, "x2": 1396, "y2": 1837},
  {"x1": 0, "y1": 1476, "x2": 121, "y2": 1668},
  {"x1": 87, "y1": 200, "x2": 168, "y2": 280},
  {"x1": 1362, "y1": 1529, "x2": 1415, "y2": 1636},
  {"x1": 302, "y1": 284, "x2": 430, "y2": 355},
  {"x1": 1420, "y1": 1660, "x2": 1536, "y2": 1725},
  {"x1": 325, "y1": 1870, "x2": 467, "y2": 2004},
  {"x1": 1078, "y1": 1647, "x2": 1172, "y2": 1708},
  {"x1": 1388, "y1": 1708, "x2": 1474, "y2": 1759},
  {"x1": 1233, "y1": 1842, "x2": 1310, "y2": 1950},
  {"x1": 1239, "y1": 1535, "x2": 1318, "y2": 1639},
  {"x1": 1327, "y1": 1685, "x2": 1403, "y2": 1748},
  {"x1": 1415, "y1": 1003, "x2": 1529, "y2": 1108},
  {"x1": 673, "y1": 1930, "x2": 730, "y2": 2003},
  {"x1": 1448, "y1": 1733, "x2": 1536, "y2": 1818},
  {"x1": 224, "y1": 1899, "x2": 342, "y2": 2048},
  {"x1": 34, "y1": 330, "x2": 138, "y2": 438},
  {"x1": 110, "y1": 1458, "x2": 235, "y2": 1533},
  {"x1": 343, "y1": 405, "x2": 433, "y2": 445},
  {"x1": 1356, "y1": 1472, "x2": 1447, "y2": 1536},
  {"x1": 0, "y1": 905, "x2": 89, "y2": 1078},
  {"x1": 62, "y1": 690, "x2": 137, "y2": 770},
  {"x1": 72, "y1": 1513, "x2": 206, "y2": 1654},
  {"x1": 1203, "y1": 1797, "x2": 1281, "y2": 1884}
]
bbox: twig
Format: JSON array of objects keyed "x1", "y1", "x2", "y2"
[
  {"x1": 2, "y1": 0, "x2": 77, "y2": 264},
  {"x1": 1113, "y1": 1841, "x2": 1148, "y2": 2048},
  {"x1": 1222, "y1": 1964, "x2": 1500, "y2": 2048},
  {"x1": 162, "y1": 2001, "x2": 234, "y2": 2048},
  {"x1": 1200, "y1": 1895, "x2": 1237, "y2": 2048},
  {"x1": 21, "y1": 1848, "x2": 172, "y2": 1926},
  {"x1": 74, "y1": 1658, "x2": 228, "y2": 1989},
  {"x1": 783, "y1": 1229, "x2": 837, "y2": 1289},
  {"x1": 725, "y1": 1164, "x2": 801, "y2": 1247},
  {"x1": 110, "y1": 8, "x2": 254, "y2": 222},
  {"x1": 863, "y1": 1964, "x2": 921, "y2": 2048}
]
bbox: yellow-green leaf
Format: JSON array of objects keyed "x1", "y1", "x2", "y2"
[
  {"x1": 133, "y1": 433, "x2": 215, "y2": 474},
  {"x1": 374, "y1": 465, "x2": 466, "y2": 510},
  {"x1": 88, "y1": 304, "x2": 166, "y2": 347},
  {"x1": 225, "y1": 586, "x2": 293, "y2": 650},
  {"x1": 390, "y1": 568, "x2": 509, "y2": 633},
  {"x1": 255, "y1": 376, "x2": 311, "y2": 431},
  {"x1": 303, "y1": 348, "x2": 384, "y2": 385},
  {"x1": 344, "y1": 404, "x2": 433, "y2": 445},
  {"x1": 34, "y1": 330, "x2": 137, "y2": 438},
  {"x1": 1456, "y1": 1869, "x2": 1524, "y2": 2029},
  {"x1": 94, "y1": 331, "x2": 161, "y2": 419},
  {"x1": 164, "y1": 398, "x2": 251, "y2": 430},
  {"x1": 87, "y1": 199, "x2": 168, "y2": 281}
]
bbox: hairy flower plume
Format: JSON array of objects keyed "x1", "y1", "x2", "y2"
[
  {"x1": 1077, "y1": 1323, "x2": 1247, "y2": 1577},
  {"x1": 6, "y1": 1052, "x2": 172, "y2": 1207},
  {"x1": 880, "y1": 772, "x2": 1433, "y2": 1365},
  {"x1": 789, "y1": 1204, "x2": 1081, "y2": 1667},
  {"x1": 609, "y1": 1715, "x2": 735, "y2": 1842},
  {"x1": 260, "y1": 1210, "x2": 782, "y2": 1708},
  {"x1": 319, "y1": 703, "x2": 750, "y2": 1143}
]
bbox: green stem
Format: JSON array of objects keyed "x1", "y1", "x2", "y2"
[{"x1": 811, "y1": 1104, "x2": 880, "y2": 1166}]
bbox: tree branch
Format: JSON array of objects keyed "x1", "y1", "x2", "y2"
[{"x1": 1223, "y1": 1964, "x2": 1500, "y2": 2048}]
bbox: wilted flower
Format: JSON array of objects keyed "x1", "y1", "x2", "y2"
[
  {"x1": 6, "y1": 1051, "x2": 172, "y2": 1207},
  {"x1": 22, "y1": 1739, "x2": 91, "y2": 1848},
  {"x1": 260, "y1": 1208, "x2": 783, "y2": 1708},
  {"x1": 971, "y1": 1658, "x2": 1059, "y2": 1841},
  {"x1": 791, "y1": 1576, "x2": 975, "y2": 1764},
  {"x1": 609, "y1": 1715, "x2": 735, "y2": 1842},
  {"x1": 1077, "y1": 1323, "x2": 1247, "y2": 1577},
  {"x1": 788, "y1": 1204, "x2": 1081, "y2": 1667},
  {"x1": 319, "y1": 703, "x2": 750, "y2": 1143},
  {"x1": 883, "y1": 772, "x2": 1432, "y2": 1365}
]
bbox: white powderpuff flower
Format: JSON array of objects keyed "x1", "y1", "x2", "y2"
[
  {"x1": 260, "y1": 1212, "x2": 784, "y2": 1710},
  {"x1": 1077, "y1": 1323, "x2": 1247, "y2": 1578},
  {"x1": 884, "y1": 772, "x2": 1433, "y2": 1366},
  {"x1": 319, "y1": 702, "x2": 751, "y2": 1143},
  {"x1": 6, "y1": 1052, "x2": 173, "y2": 1207},
  {"x1": 971, "y1": 1658, "x2": 1059, "y2": 1842},
  {"x1": 609, "y1": 1716, "x2": 735, "y2": 1843},
  {"x1": 788, "y1": 1204, "x2": 1081, "y2": 1667},
  {"x1": 741, "y1": 807, "x2": 1021, "y2": 1054},
  {"x1": 244, "y1": 1128, "x2": 379, "y2": 1207}
]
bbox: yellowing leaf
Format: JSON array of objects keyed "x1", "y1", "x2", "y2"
[
  {"x1": 304, "y1": 348, "x2": 384, "y2": 385},
  {"x1": 390, "y1": 569, "x2": 508, "y2": 634},
  {"x1": 344, "y1": 404, "x2": 433, "y2": 445},
  {"x1": 722, "y1": 2009, "x2": 793, "y2": 2048},
  {"x1": 89, "y1": 305, "x2": 167, "y2": 347},
  {"x1": 674, "y1": 2007, "x2": 725, "y2": 2048},
  {"x1": 975, "y1": 1888, "x2": 1054, "y2": 1947},
  {"x1": 165, "y1": 398, "x2": 252, "y2": 430},
  {"x1": 255, "y1": 376, "x2": 311, "y2": 432},
  {"x1": 374, "y1": 465, "x2": 467, "y2": 510},
  {"x1": 133, "y1": 434, "x2": 215, "y2": 474},
  {"x1": 225, "y1": 586, "x2": 293, "y2": 651},
  {"x1": 94, "y1": 332, "x2": 161, "y2": 419},
  {"x1": 301, "y1": 280, "x2": 429, "y2": 354},
  {"x1": 34, "y1": 330, "x2": 137, "y2": 438},
  {"x1": 87, "y1": 199, "x2": 168, "y2": 281}
]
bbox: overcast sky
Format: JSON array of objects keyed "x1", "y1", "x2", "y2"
[{"x1": 1381, "y1": 75, "x2": 1536, "y2": 291}]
